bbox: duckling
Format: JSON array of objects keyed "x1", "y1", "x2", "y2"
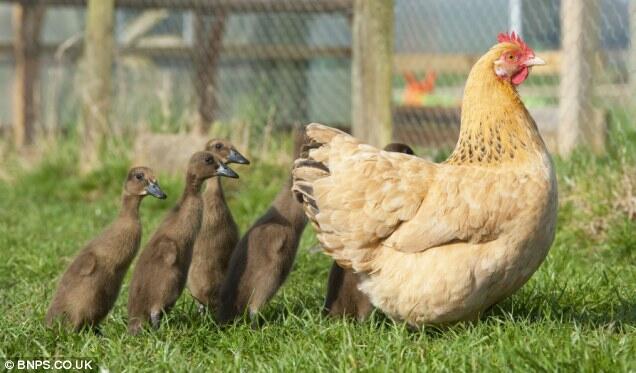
[
  {"x1": 323, "y1": 143, "x2": 415, "y2": 320},
  {"x1": 382, "y1": 143, "x2": 416, "y2": 155},
  {"x1": 46, "y1": 167, "x2": 166, "y2": 332},
  {"x1": 323, "y1": 264, "x2": 373, "y2": 320},
  {"x1": 187, "y1": 139, "x2": 249, "y2": 312},
  {"x1": 216, "y1": 132, "x2": 307, "y2": 325},
  {"x1": 127, "y1": 151, "x2": 238, "y2": 334}
]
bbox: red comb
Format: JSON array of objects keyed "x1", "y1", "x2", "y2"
[{"x1": 497, "y1": 31, "x2": 531, "y2": 53}]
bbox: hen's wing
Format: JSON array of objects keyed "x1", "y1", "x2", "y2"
[
  {"x1": 383, "y1": 165, "x2": 531, "y2": 253},
  {"x1": 292, "y1": 124, "x2": 521, "y2": 270}
]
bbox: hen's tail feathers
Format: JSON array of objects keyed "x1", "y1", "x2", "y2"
[
  {"x1": 292, "y1": 158, "x2": 329, "y2": 222},
  {"x1": 292, "y1": 123, "x2": 345, "y2": 226},
  {"x1": 305, "y1": 123, "x2": 347, "y2": 144},
  {"x1": 292, "y1": 123, "x2": 377, "y2": 272}
]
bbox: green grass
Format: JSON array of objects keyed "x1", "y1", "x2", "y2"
[{"x1": 0, "y1": 140, "x2": 635, "y2": 372}]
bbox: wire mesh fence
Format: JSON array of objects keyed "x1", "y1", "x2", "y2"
[{"x1": 0, "y1": 0, "x2": 634, "y2": 156}]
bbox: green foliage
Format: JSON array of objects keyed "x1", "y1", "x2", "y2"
[{"x1": 0, "y1": 137, "x2": 635, "y2": 372}]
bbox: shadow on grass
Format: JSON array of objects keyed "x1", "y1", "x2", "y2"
[
  {"x1": 213, "y1": 295, "x2": 453, "y2": 339},
  {"x1": 482, "y1": 294, "x2": 636, "y2": 331},
  {"x1": 98, "y1": 284, "x2": 636, "y2": 337},
  {"x1": 215, "y1": 289, "x2": 636, "y2": 336}
]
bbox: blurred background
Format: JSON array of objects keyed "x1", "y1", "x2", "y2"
[{"x1": 0, "y1": 0, "x2": 634, "y2": 174}]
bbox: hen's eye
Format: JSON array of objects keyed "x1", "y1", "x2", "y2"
[
  {"x1": 215, "y1": 143, "x2": 223, "y2": 150},
  {"x1": 135, "y1": 173, "x2": 143, "y2": 180},
  {"x1": 508, "y1": 55, "x2": 515, "y2": 60},
  {"x1": 205, "y1": 156, "x2": 214, "y2": 164}
]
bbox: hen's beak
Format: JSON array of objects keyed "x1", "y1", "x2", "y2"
[
  {"x1": 227, "y1": 148, "x2": 250, "y2": 165},
  {"x1": 146, "y1": 182, "x2": 167, "y2": 199},
  {"x1": 216, "y1": 163, "x2": 239, "y2": 179},
  {"x1": 524, "y1": 56, "x2": 546, "y2": 67}
]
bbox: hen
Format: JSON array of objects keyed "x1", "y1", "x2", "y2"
[{"x1": 292, "y1": 32, "x2": 557, "y2": 326}]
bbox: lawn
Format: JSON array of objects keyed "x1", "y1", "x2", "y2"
[{"x1": 0, "y1": 137, "x2": 635, "y2": 372}]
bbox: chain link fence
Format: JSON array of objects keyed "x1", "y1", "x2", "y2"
[{"x1": 0, "y1": 0, "x2": 634, "y2": 155}]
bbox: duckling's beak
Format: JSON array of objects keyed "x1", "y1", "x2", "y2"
[
  {"x1": 216, "y1": 163, "x2": 239, "y2": 179},
  {"x1": 227, "y1": 149, "x2": 250, "y2": 165},
  {"x1": 146, "y1": 182, "x2": 167, "y2": 199}
]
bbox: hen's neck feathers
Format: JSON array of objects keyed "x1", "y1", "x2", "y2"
[{"x1": 446, "y1": 45, "x2": 547, "y2": 166}]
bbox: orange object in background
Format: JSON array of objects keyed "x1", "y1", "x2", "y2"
[{"x1": 403, "y1": 70, "x2": 437, "y2": 106}]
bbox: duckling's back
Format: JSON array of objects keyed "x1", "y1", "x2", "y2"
[{"x1": 216, "y1": 178, "x2": 307, "y2": 324}]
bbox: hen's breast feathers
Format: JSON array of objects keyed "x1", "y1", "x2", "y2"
[{"x1": 292, "y1": 124, "x2": 553, "y2": 272}]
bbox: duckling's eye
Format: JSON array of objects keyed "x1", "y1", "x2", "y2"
[
  {"x1": 135, "y1": 173, "x2": 143, "y2": 181},
  {"x1": 205, "y1": 156, "x2": 214, "y2": 164},
  {"x1": 215, "y1": 143, "x2": 223, "y2": 150}
]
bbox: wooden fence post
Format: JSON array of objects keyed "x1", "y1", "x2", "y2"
[
  {"x1": 351, "y1": 0, "x2": 393, "y2": 147},
  {"x1": 558, "y1": 0, "x2": 601, "y2": 156},
  {"x1": 630, "y1": 0, "x2": 636, "y2": 114},
  {"x1": 193, "y1": 10, "x2": 227, "y2": 135},
  {"x1": 509, "y1": 0, "x2": 523, "y2": 35},
  {"x1": 80, "y1": 0, "x2": 115, "y2": 173},
  {"x1": 12, "y1": 2, "x2": 44, "y2": 148}
]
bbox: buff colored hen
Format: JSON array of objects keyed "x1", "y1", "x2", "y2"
[{"x1": 292, "y1": 33, "x2": 558, "y2": 326}]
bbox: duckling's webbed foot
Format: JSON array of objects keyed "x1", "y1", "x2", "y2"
[
  {"x1": 91, "y1": 325, "x2": 104, "y2": 337},
  {"x1": 150, "y1": 311, "x2": 161, "y2": 329},
  {"x1": 249, "y1": 312, "x2": 261, "y2": 329}
]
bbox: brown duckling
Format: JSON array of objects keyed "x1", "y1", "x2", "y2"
[
  {"x1": 216, "y1": 133, "x2": 307, "y2": 325},
  {"x1": 323, "y1": 143, "x2": 415, "y2": 320},
  {"x1": 383, "y1": 143, "x2": 416, "y2": 155},
  {"x1": 127, "y1": 151, "x2": 238, "y2": 334},
  {"x1": 46, "y1": 167, "x2": 166, "y2": 332},
  {"x1": 216, "y1": 178, "x2": 307, "y2": 324},
  {"x1": 187, "y1": 139, "x2": 249, "y2": 312}
]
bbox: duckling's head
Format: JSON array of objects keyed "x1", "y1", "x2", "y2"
[
  {"x1": 383, "y1": 143, "x2": 415, "y2": 155},
  {"x1": 188, "y1": 151, "x2": 239, "y2": 180},
  {"x1": 125, "y1": 167, "x2": 167, "y2": 199},
  {"x1": 204, "y1": 139, "x2": 250, "y2": 165}
]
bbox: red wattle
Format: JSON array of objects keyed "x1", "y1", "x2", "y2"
[{"x1": 511, "y1": 66, "x2": 529, "y2": 85}]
